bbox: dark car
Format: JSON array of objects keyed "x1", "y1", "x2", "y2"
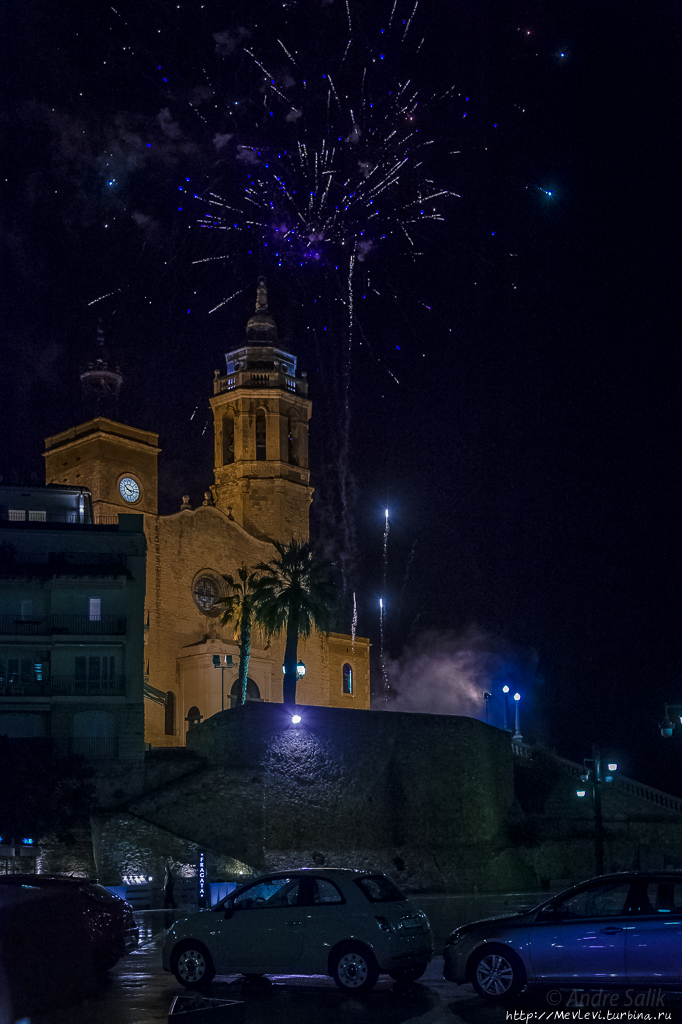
[
  {"x1": 444, "y1": 871, "x2": 682, "y2": 1001},
  {"x1": 0, "y1": 875, "x2": 138, "y2": 971}
]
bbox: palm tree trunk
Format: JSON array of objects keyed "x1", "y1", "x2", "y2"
[
  {"x1": 282, "y1": 603, "x2": 299, "y2": 707},
  {"x1": 238, "y1": 609, "x2": 251, "y2": 706}
]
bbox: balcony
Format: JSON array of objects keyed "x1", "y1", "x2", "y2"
[
  {"x1": 0, "y1": 552, "x2": 128, "y2": 577},
  {"x1": 0, "y1": 615, "x2": 126, "y2": 635},
  {"x1": 214, "y1": 369, "x2": 308, "y2": 397},
  {"x1": 0, "y1": 676, "x2": 126, "y2": 697}
]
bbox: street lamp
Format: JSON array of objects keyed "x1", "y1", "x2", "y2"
[
  {"x1": 212, "y1": 654, "x2": 233, "y2": 710},
  {"x1": 282, "y1": 660, "x2": 306, "y2": 678},
  {"x1": 512, "y1": 692, "x2": 522, "y2": 742},
  {"x1": 575, "y1": 749, "x2": 618, "y2": 875},
  {"x1": 659, "y1": 704, "x2": 682, "y2": 738}
]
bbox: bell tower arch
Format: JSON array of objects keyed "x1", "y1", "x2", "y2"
[{"x1": 210, "y1": 278, "x2": 313, "y2": 544}]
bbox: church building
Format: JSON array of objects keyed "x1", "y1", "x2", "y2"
[{"x1": 42, "y1": 280, "x2": 370, "y2": 746}]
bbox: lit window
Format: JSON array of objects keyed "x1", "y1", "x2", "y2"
[
  {"x1": 28, "y1": 510, "x2": 46, "y2": 522},
  {"x1": 89, "y1": 598, "x2": 101, "y2": 621},
  {"x1": 8, "y1": 510, "x2": 25, "y2": 521},
  {"x1": 342, "y1": 663, "x2": 353, "y2": 695}
]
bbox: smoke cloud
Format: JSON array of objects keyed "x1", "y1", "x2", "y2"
[{"x1": 376, "y1": 626, "x2": 542, "y2": 726}]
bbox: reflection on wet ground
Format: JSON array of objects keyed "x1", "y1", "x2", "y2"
[{"x1": 27, "y1": 897, "x2": 682, "y2": 1024}]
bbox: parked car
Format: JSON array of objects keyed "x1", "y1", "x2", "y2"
[
  {"x1": 0, "y1": 884, "x2": 98, "y2": 1018},
  {"x1": 163, "y1": 868, "x2": 433, "y2": 992},
  {"x1": 444, "y1": 871, "x2": 682, "y2": 1001},
  {"x1": 0, "y1": 874, "x2": 138, "y2": 971}
]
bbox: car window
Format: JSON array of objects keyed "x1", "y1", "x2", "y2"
[
  {"x1": 634, "y1": 881, "x2": 682, "y2": 915},
  {"x1": 233, "y1": 877, "x2": 301, "y2": 909},
  {"x1": 554, "y1": 882, "x2": 631, "y2": 919},
  {"x1": 308, "y1": 878, "x2": 345, "y2": 905},
  {"x1": 83, "y1": 883, "x2": 122, "y2": 903},
  {"x1": 355, "y1": 875, "x2": 404, "y2": 903}
]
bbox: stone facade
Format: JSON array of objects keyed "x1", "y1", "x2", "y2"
[{"x1": 41, "y1": 282, "x2": 370, "y2": 749}]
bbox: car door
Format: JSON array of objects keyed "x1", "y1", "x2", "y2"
[
  {"x1": 626, "y1": 879, "x2": 682, "y2": 984},
  {"x1": 213, "y1": 876, "x2": 306, "y2": 975},
  {"x1": 297, "y1": 876, "x2": 347, "y2": 971},
  {"x1": 528, "y1": 880, "x2": 632, "y2": 983}
]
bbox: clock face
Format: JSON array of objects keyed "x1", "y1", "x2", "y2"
[{"x1": 119, "y1": 477, "x2": 140, "y2": 503}]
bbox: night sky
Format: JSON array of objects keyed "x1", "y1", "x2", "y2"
[{"x1": 1, "y1": 0, "x2": 680, "y2": 790}]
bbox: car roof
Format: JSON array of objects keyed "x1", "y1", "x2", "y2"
[{"x1": 251, "y1": 868, "x2": 375, "y2": 879}]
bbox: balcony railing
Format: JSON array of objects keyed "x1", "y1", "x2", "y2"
[
  {"x1": 0, "y1": 511, "x2": 91, "y2": 525},
  {"x1": 0, "y1": 679, "x2": 52, "y2": 697},
  {"x1": 214, "y1": 369, "x2": 308, "y2": 397},
  {"x1": 67, "y1": 737, "x2": 119, "y2": 759},
  {"x1": 0, "y1": 552, "x2": 128, "y2": 576},
  {"x1": 51, "y1": 675, "x2": 127, "y2": 696},
  {"x1": 0, "y1": 615, "x2": 126, "y2": 635},
  {"x1": 0, "y1": 676, "x2": 126, "y2": 697}
]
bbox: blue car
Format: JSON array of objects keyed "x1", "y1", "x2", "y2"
[{"x1": 444, "y1": 871, "x2": 682, "y2": 1001}]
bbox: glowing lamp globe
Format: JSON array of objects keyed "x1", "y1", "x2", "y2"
[{"x1": 291, "y1": 714, "x2": 302, "y2": 724}]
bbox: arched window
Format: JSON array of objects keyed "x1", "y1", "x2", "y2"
[
  {"x1": 230, "y1": 678, "x2": 261, "y2": 707},
  {"x1": 255, "y1": 411, "x2": 266, "y2": 461},
  {"x1": 186, "y1": 705, "x2": 202, "y2": 728},
  {"x1": 342, "y1": 663, "x2": 353, "y2": 695},
  {"x1": 288, "y1": 415, "x2": 298, "y2": 465},
  {"x1": 164, "y1": 691, "x2": 175, "y2": 735},
  {"x1": 223, "y1": 413, "x2": 235, "y2": 465}
]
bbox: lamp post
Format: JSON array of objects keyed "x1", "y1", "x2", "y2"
[
  {"x1": 659, "y1": 703, "x2": 682, "y2": 738},
  {"x1": 512, "y1": 692, "x2": 522, "y2": 742},
  {"x1": 502, "y1": 685, "x2": 510, "y2": 730},
  {"x1": 575, "y1": 748, "x2": 618, "y2": 875},
  {"x1": 212, "y1": 654, "x2": 233, "y2": 710}
]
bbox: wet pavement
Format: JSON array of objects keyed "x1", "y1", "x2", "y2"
[{"x1": 27, "y1": 898, "x2": 682, "y2": 1024}]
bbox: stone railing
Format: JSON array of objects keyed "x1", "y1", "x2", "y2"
[
  {"x1": 214, "y1": 370, "x2": 307, "y2": 396},
  {"x1": 511, "y1": 740, "x2": 682, "y2": 815}
]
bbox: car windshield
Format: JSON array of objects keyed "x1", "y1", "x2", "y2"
[{"x1": 355, "y1": 875, "x2": 405, "y2": 903}]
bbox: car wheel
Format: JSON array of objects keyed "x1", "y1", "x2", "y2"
[
  {"x1": 388, "y1": 962, "x2": 428, "y2": 984},
  {"x1": 330, "y1": 942, "x2": 379, "y2": 993},
  {"x1": 171, "y1": 940, "x2": 216, "y2": 989},
  {"x1": 470, "y1": 946, "x2": 525, "y2": 1002}
]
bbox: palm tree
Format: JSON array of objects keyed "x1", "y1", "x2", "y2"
[
  {"x1": 255, "y1": 540, "x2": 337, "y2": 706},
  {"x1": 214, "y1": 565, "x2": 264, "y2": 706}
]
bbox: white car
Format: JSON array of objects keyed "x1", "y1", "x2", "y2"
[{"x1": 163, "y1": 868, "x2": 433, "y2": 992}]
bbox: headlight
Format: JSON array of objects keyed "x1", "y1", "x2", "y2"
[
  {"x1": 374, "y1": 915, "x2": 394, "y2": 933},
  {"x1": 445, "y1": 930, "x2": 465, "y2": 948}
]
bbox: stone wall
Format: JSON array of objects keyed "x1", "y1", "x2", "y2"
[{"x1": 117, "y1": 703, "x2": 524, "y2": 891}]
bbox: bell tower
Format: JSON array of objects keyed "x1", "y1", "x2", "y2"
[{"x1": 210, "y1": 278, "x2": 313, "y2": 544}]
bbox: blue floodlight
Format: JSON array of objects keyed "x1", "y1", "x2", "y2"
[
  {"x1": 576, "y1": 790, "x2": 586, "y2": 798},
  {"x1": 291, "y1": 714, "x2": 302, "y2": 724}
]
